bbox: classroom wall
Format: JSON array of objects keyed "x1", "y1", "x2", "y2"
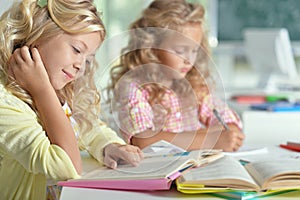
[{"x1": 213, "y1": 0, "x2": 300, "y2": 90}]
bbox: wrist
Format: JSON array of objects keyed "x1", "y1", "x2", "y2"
[{"x1": 30, "y1": 84, "x2": 56, "y2": 102}]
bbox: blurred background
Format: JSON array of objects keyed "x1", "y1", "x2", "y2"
[
  {"x1": 2, "y1": 0, "x2": 300, "y2": 93},
  {"x1": 93, "y1": 0, "x2": 300, "y2": 94},
  {"x1": 2, "y1": 0, "x2": 300, "y2": 144}
]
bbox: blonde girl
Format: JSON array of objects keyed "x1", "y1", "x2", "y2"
[
  {"x1": 108, "y1": 0, "x2": 245, "y2": 152},
  {"x1": 0, "y1": 0, "x2": 142, "y2": 199}
]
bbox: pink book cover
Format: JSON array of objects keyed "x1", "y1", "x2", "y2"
[{"x1": 58, "y1": 171, "x2": 181, "y2": 191}]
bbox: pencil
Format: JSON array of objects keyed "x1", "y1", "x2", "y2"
[{"x1": 213, "y1": 108, "x2": 230, "y2": 131}]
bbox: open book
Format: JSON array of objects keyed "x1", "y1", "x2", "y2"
[
  {"x1": 58, "y1": 148, "x2": 223, "y2": 191},
  {"x1": 176, "y1": 155, "x2": 300, "y2": 193}
]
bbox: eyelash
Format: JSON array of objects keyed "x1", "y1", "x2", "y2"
[
  {"x1": 174, "y1": 49, "x2": 185, "y2": 54},
  {"x1": 73, "y1": 46, "x2": 81, "y2": 54},
  {"x1": 72, "y1": 46, "x2": 93, "y2": 67},
  {"x1": 86, "y1": 60, "x2": 91, "y2": 66}
]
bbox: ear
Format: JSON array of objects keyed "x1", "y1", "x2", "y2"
[{"x1": 152, "y1": 48, "x2": 161, "y2": 60}]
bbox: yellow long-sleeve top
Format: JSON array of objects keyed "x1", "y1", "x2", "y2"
[{"x1": 0, "y1": 82, "x2": 125, "y2": 200}]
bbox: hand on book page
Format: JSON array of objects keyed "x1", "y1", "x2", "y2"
[
  {"x1": 58, "y1": 149, "x2": 223, "y2": 191},
  {"x1": 176, "y1": 155, "x2": 300, "y2": 193}
]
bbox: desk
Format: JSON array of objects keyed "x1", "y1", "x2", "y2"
[
  {"x1": 60, "y1": 146, "x2": 300, "y2": 200},
  {"x1": 227, "y1": 99, "x2": 300, "y2": 145},
  {"x1": 242, "y1": 111, "x2": 300, "y2": 145},
  {"x1": 60, "y1": 186, "x2": 300, "y2": 200},
  {"x1": 60, "y1": 187, "x2": 221, "y2": 200}
]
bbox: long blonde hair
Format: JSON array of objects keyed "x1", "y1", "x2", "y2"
[
  {"x1": 0, "y1": 0, "x2": 106, "y2": 133},
  {"x1": 108, "y1": 0, "x2": 213, "y2": 108}
]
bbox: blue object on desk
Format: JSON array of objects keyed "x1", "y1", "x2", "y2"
[{"x1": 250, "y1": 102, "x2": 300, "y2": 112}]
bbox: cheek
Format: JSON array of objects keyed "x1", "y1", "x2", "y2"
[
  {"x1": 164, "y1": 54, "x2": 183, "y2": 70},
  {"x1": 38, "y1": 47, "x2": 56, "y2": 70},
  {"x1": 159, "y1": 52, "x2": 176, "y2": 65}
]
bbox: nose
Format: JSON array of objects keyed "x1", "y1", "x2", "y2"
[
  {"x1": 184, "y1": 51, "x2": 197, "y2": 65},
  {"x1": 183, "y1": 59, "x2": 190, "y2": 65},
  {"x1": 73, "y1": 63, "x2": 81, "y2": 72},
  {"x1": 74, "y1": 57, "x2": 86, "y2": 76},
  {"x1": 183, "y1": 53, "x2": 193, "y2": 65}
]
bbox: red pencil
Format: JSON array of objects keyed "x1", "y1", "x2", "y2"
[{"x1": 279, "y1": 144, "x2": 300, "y2": 152}]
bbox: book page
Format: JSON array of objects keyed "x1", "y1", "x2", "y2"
[
  {"x1": 245, "y1": 159, "x2": 300, "y2": 190},
  {"x1": 178, "y1": 156, "x2": 259, "y2": 190},
  {"x1": 80, "y1": 151, "x2": 197, "y2": 181},
  {"x1": 224, "y1": 145, "x2": 268, "y2": 157},
  {"x1": 77, "y1": 149, "x2": 222, "y2": 181}
]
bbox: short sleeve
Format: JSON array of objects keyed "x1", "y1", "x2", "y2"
[{"x1": 118, "y1": 83, "x2": 154, "y2": 142}]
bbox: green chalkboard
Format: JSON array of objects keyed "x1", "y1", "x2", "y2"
[{"x1": 218, "y1": 0, "x2": 300, "y2": 41}]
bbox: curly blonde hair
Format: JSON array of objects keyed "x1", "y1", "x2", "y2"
[
  {"x1": 108, "y1": 0, "x2": 214, "y2": 108},
  {"x1": 0, "y1": 0, "x2": 106, "y2": 133}
]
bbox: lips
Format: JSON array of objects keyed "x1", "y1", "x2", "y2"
[
  {"x1": 180, "y1": 67, "x2": 190, "y2": 73},
  {"x1": 62, "y1": 70, "x2": 74, "y2": 79}
]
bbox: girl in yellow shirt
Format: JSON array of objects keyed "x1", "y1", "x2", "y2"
[{"x1": 0, "y1": 0, "x2": 143, "y2": 199}]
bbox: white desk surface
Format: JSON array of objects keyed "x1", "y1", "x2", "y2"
[
  {"x1": 227, "y1": 99, "x2": 300, "y2": 146},
  {"x1": 60, "y1": 146, "x2": 300, "y2": 200}
]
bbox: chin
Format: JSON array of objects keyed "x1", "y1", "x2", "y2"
[
  {"x1": 52, "y1": 83, "x2": 66, "y2": 91},
  {"x1": 174, "y1": 74, "x2": 186, "y2": 80}
]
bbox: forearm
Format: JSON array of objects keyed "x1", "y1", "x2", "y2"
[
  {"x1": 131, "y1": 129, "x2": 207, "y2": 151},
  {"x1": 78, "y1": 122, "x2": 126, "y2": 163},
  {"x1": 32, "y1": 87, "x2": 82, "y2": 174}
]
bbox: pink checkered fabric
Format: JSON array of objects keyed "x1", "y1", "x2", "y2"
[{"x1": 119, "y1": 82, "x2": 242, "y2": 143}]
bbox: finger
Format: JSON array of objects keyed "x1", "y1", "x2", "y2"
[
  {"x1": 237, "y1": 138, "x2": 244, "y2": 147},
  {"x1": 235, "y1": 130, "x2": 245, "y2": 139},
  {"x1": 119, "y1": 150, "x2": 141, "y2": 166},
  {"x1": 20, "y1": 46, "x2": 32, "y2": 62},
  {"x1": 104, "y1": 157, "x2": 117, "y2": 169},
  {"x1": 8, "y1": 56, "x2": 17, "y2": 76},
  {"x1": 8, "y1": 55, "x2": 16, "y2": 67},
  {"x1": 31, "y1": 47, "x2": 43, "y2": 64},
  {"x1": 137, "y1": 148, "x2": 144, "y2": 159},
  {"x1": 13, "y1": 48, "x2": 24, "y2": 64},
  {"x1": 127, "y1": 145, "x2": 143, "y2": 155},
  {"x1": 127, "y1": 146, "x2": 144, "y2": 161},
  {"x1": 232, "y1": 146, "x2": 239, "y2": 152},
  {"x1": 111, "y1": 145, "x2": 143, "y2": 166}
]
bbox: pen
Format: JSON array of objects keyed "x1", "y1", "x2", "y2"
[
  {"x1": 239, "y1": 159, "x2": 250, "y2": 165},
  {"x1": 212, "y1": 109, "x2": 230, "y2": 131}
]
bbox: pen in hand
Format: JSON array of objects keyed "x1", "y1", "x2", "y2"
[{"x1": 212, "y1": 109, "x2": 230, "y2": 131}]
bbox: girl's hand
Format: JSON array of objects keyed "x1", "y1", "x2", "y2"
[
  {"x1": 103, "y1": 143, "x2": 144, "y2": 169},
  {"x1": 9, "y1": 46, "x2": 51, "y2": 96},
  {"x1": 214, "y1": 125, "x2": 245, "y2": 152}
]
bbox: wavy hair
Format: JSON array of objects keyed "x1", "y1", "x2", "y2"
[
  {"x1": 108, "y1": 0, "x2": 213, "y2": 109},
  {"x1": 0, "y1": 0, "x2": 106, "y2": 133}
]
